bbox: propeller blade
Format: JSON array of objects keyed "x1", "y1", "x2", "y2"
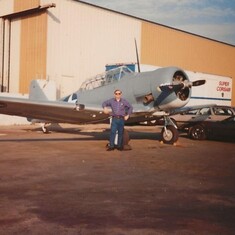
[
  {"x1": 158, "y1": 83, "x2": 184, "y2": 92},
  {"x1": 192, "y1": 80, "x2": 206, "y2": 86},
  {"x1": 158, "y1": 79, "x2": 206, "y2": 92}
]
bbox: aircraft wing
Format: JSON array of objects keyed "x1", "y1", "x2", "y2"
[{"x1": 0, "y1": 96, "x2": 109, "y2": 124}]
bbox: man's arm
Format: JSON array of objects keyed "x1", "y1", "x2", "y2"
[
  {"x1": 124, "y1": 99, "x2": 133, "y2": 120},
  {"x1": 102, "y1": 99, "x2": 112, "y2": 114}
]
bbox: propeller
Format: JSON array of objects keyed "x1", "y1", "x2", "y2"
[
  {"x1": 192, "y1": 80, "x2": 206, "y2": 86},
  {"x1": 158, "y1": 79, "x2": 206, "y2": 92}
]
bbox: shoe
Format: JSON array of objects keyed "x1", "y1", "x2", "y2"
[
  {"x1": 107, "y1": 147, "x2": 115, "y2": 151},
  {"x1": 117, "y1": 147, "x2": 123, "y2": 151}
]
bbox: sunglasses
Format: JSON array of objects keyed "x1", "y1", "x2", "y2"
[{"x1": 115, "y1": 92, "x2": 121, "y2": 95}]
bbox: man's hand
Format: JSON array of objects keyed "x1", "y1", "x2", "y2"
[
  {"x1": 103, "y1": 107, "x2": 110, "y2": 114},
  {"x1": 124, "y1": 115, "x2": 129, "y2": 121}
]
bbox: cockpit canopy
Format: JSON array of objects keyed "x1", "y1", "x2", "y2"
[{"x1": 79, "y1": 66, "x2": 134, "y2": 91}]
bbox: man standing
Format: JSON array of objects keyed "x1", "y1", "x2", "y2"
[{"x1": 102, "y1": 89, "x2": 133, "y2": 151}]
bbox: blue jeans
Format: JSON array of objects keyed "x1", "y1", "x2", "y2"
[{"x1": 109, "y1": 118, "x2": 124, "y2": 148}]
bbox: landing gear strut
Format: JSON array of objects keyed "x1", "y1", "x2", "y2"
[
  {"x1": 41, "y1": 123, "x2": 50, "y2": 134},
  {"x1": 161, "y1": 116, "x2": 179, "y2": 144}
]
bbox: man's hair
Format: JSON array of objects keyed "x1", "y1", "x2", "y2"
[{"x1": 114, "y1": 89, "x2": 122, "y2": 94}]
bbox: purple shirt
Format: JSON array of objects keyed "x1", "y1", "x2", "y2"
[{"x1": 102, "y1": 98, "x2": 133, "y2": 117}]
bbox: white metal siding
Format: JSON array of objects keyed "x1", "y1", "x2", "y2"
[
  {"x1": 0, "y1": 0, "x2": 14, "y2": 16},
  {"x1": 44, "y1": 0, "x2": 141, "y2": 97}
]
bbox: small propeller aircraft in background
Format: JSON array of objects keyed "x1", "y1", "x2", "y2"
[{"x1": 0, "y1": 65, "x2": 205, "y2": 144}]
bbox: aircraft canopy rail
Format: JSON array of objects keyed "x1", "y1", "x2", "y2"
[{"x1": 79, "y1": 66, "x2": 133, "y2": 91}]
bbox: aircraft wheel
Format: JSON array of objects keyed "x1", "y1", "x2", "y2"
[
  {"x1": 123, "y1": 129, "x2": 130, "y2": 145},
  {"x1": 161, "y1": 125, "x2": 179, "y2": 144},
  {"x1": 106, "y1": 129, "x2": 131, "y2": 150},
  {"x1": 189, "y1": 124, "x2": 206, "y2": 140}
]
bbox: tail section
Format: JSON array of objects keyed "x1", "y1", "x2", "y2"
[{"x1": 29, "y1": 79, "x2": 57, "y2": 101}]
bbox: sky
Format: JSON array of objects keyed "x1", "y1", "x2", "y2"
[{"x1": 81, "y1": 0, "x2": 235, "y2": 46}]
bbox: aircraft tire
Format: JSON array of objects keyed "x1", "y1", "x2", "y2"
[
  {"x1": 161, "y1": 125, "x2": 179, "y2": 144},
  {"x1": 189, "y1": 124, "x2": 206, "y2": 140},
  {"x1": 105, "y1": 128, "x2": 131, "y2": 150},
  {"x1": 123, "y1": 129, "x2": 130, "y2": 146}
]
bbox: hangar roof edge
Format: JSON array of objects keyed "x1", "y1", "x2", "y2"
[{"x1": 77, "y1": 0, "x2": 235, "y2": 48}]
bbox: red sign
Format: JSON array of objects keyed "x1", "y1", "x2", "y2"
[{"x1": 217, "y1": 81, "x2": 231, "y2": 92}]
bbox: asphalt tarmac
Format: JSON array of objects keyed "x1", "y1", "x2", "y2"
[{"x1": 0, "y1": 123, "x2": 234, "y2": 235}]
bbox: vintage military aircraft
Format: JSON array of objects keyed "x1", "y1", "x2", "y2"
[{"x1": 0, "y1": 65, "x2": 205, "y2": 144}]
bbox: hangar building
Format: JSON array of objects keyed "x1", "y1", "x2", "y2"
[{"x1": 1, "y1": 0, "x2": 235, "y2": 105}]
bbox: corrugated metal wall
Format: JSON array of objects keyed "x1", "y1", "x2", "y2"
[
  {"x1": 18, "y1": 13, "x2": 47, "y2": 93},
  {"x1": 9, "y1": 19, "x2": 21, "y2": 93},
  {"x1": 0, "y1": 0, "x2": 14, "y2": 92},
  {"x1": 14, "y1": 0, "x2": 47, "y2": 94},
  {"x1": 141, "y1": 21, "x2": 235, "y2": 105},
  {"x1": 14, "y1": 0, "x2": 39, "y2": 11}
]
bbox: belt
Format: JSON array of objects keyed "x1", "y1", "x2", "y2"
[{"x1": 112, "y1": 116, "x2": 124, "y2": 119}]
